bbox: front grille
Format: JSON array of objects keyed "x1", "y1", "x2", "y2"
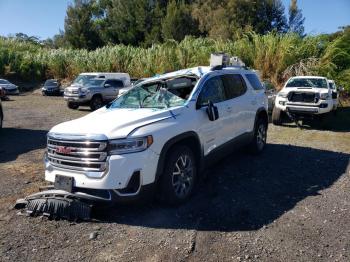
[
  {"x1": 47, "y1": 136, "x2": 108, "y2": 172},
  {"x1": 288, "y1": 92, "x2": 318, "y2": 103}
]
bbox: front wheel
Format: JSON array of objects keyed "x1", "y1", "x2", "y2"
[
  {"x1": 249, "y1": 118, "x2": 267, "y2": 154},
  {"x1": 90, "y1": 96, "x2": 103, "y2": 111},
  {"x1": 158, "y1": 145, "x2": 197, "y2": 205},
  {"x1": 67, "y1": 102, "x2": 79, "y2": 110},
  {"x1": 272, "y1": 106, "x2": 282, "y2": 125}
]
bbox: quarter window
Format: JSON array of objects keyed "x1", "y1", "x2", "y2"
[
  {"x1": 197, "y1": 76, "x2": 226, "y2": 105},
  {"x1": 221, "y1": 74, "x2": 247, "y2": 99},
  {"x1": 245, "y1": 74, "x2": 263, "y2": 90}
]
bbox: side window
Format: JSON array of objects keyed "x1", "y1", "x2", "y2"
[
  {"x1": 221, "y1": 74, "x2": 247, "y2": 99},
  {"x1": 197, "y1": 76, "x2": 226, "y2": 105},
  {"x1": 106, "y1": 80, "x2": 124, "y2": 88},
  {"x1": 245, "y1": 74, "x2": 263, "y2": 90}
]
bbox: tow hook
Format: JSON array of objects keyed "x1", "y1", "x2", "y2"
[{"x1": 14, "y1": 187, "x2": 93, "y2": 221}]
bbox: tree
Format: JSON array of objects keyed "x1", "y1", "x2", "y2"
[
  {"x1": 288, "y1": 0, "x2": 305, "y2": 36},
  {"x1": 162, "y1": 0, "x2": 199, "y2": 42},
  {"x1": 64, "y1": 0, "x2": 102, "y2": 50}
]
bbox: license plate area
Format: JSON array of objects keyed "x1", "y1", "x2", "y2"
[{"x1": 54, "y1": 175, "x2": 74, "y2": 192}]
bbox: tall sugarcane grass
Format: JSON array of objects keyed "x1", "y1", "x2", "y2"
[{"x1": 0, "y1": 31, "x2": 349, "y2": 91}]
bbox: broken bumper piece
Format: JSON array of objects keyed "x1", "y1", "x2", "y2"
[{"x1": 14, "y1": 188, "x2": 111, "y2": 221}]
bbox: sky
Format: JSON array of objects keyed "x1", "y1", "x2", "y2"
[{"x1": 0, "y1": 0, "x2": 349, "y2": 40}]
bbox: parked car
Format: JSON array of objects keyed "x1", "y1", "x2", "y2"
[
  {"x1": 0, "y1": 98, "x2": 3, "y2": 129},
  {"x1": 272, "y1": 76, "x2": 337, "y2": 125},
  {"x1": 42, "y1": 79, "x2": 61, "y2": 96},
  {"x1": 64, "y1": 72, "x2": 131, "y2": 110},
  {"x1": 42, "y1": 54, "x2": 268, "y2": 207},
  {"x1": 328, "y1": 79, "x2": 339, "y2": 110},
  {"x1": 263, "y1": 81, "x2": 277, "y2": 113},
  {"x1": 0, "y1": 79, "x2": 19, "y2": 95}
]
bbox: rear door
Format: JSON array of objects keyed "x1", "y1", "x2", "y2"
[{"x1": 221, "y1": 74, "x2": 255, "y2": 137}]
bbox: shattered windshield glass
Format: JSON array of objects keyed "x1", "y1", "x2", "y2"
[{"x1": 109, "y1": 81, "x2": 187, "y2": 109}]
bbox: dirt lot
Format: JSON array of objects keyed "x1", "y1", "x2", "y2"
[{"x1": 0, "y1": 93, "x2": 350, "y2": 262}]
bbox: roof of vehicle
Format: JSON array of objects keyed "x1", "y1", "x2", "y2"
[
  {"x1": 143, "y1": 66, "x2": 255, "y2": 84},
  {"x1": 79, "y1": 72, "x2": 130, "y2": 76}
]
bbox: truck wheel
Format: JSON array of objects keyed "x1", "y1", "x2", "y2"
[
  {"x1": 67, "y1": 102, "x2": 79, "y2": 110},
  {"x1": 272, "y1": 106, "x2": 282, "y2": 125},
  {"x1": 249, "y1": 118, "x2": 267, "y2": 154},
  {"x1": 90, "y1": 96, "x2": 103, "y2": 111},
  {"x1": 159, "y1": 145, "x2": 197, "y2": 205}
]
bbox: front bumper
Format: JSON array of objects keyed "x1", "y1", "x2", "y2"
[
  {"x1": 275, "y1": 97, "x2": 332, "y2": 115},
  {"x1": 64, "y1": 94, "x2": 91, "y2": 104},
  {"x1": 45, "y1": 149, "x2": 159, "y2": 191}
]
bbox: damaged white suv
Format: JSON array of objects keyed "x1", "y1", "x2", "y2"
[
  {"x1": 272, "y1": 76, "x2": 337, "y2": 125},
  {"x1": 44, "y1": 56, "x2": 268, "y2": 205}
]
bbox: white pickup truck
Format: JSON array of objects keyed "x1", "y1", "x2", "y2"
[
  {"x1": 39, "y1": 55, "x2": 269, "y2": 209},
  {"x1": 272, "y1": 76, "x2": 338, "y2": 125}
]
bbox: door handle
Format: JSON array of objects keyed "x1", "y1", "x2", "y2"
[
  {"x1": 251, "y1": 100, "x2": 257, "y2": 105},
  {"x1": 226, "y1": 106, "x2": 232, "y2": 112}
]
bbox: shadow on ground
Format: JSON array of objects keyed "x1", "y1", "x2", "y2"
[
  {"x1": 274, "y1": 107, "x2": 350, "y2": 132},
  {"x1": 94, "y1": 143, "x2": 350, "y2": 232},
  {"x1": 0, "y1": 128, "x2": 47, "y2": 163}
]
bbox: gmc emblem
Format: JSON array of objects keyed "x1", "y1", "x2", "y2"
[{"x1": 56, "y1": 146, "x2": 72, "y2": 154}]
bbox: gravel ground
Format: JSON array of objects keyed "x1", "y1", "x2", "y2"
[{"x1": 0, "y1": 93, "x2": 349, "y2": 262}]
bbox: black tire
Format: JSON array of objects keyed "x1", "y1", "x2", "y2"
[
  {"x1": 67, "y1": 102, "x2": 79, "y2": 110},
  {"x1": 272, "y1": 106, "x2": 282, "y2": 125},
  {"x1": 248, "y1": 118, "x2": 267, "y2": 154},
  {"x1": 0, "y1": 113, "x2": 3, "y2": 129},
  {"x1": 158, "y1": 145, "x2": 197, "y2": 205},
  {"x1": 90, "y1": 95, "x2": 103, "y2": 111}
]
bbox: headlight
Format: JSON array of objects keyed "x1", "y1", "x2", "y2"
[
  {"x1": 80, "y1": 88, "x2": 90, "y2": 95},
  {"x1": 108, "y1": 136, "x2": 153, "y2": 155},
  {"x1": 320, "y1": 93, "x2": 329, "y2": 99},
  {"x1": 278, "y1": 92, "x2": 288, "y2": 98}
]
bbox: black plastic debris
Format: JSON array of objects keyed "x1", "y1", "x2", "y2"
[{"x1": 15, "y1": 194, "x2": 92, "y2": 221}]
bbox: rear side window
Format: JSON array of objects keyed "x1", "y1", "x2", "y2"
[
  {"x1": 221, "y1": 74, "x2": 247, "y2": 99},
  {"x1": 198, "y1": 76, "x2": 226, "y2": 105},
  {"x1": 245, "y1": 74, "x2": 263, "y2": 90},
  {"x1": 106, "y1": 80, "x2": 124, "y2": 88}
]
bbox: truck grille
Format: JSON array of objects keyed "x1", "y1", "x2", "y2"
[
  {"x1": 288, "y1": 92, "x2": 318, "y2": 103},
  {"x1": 47, "y1": 136, "x2": 108, "y2": 172}
]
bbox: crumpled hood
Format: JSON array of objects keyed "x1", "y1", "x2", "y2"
[{"x1": 50, "y1": 106, "x2": 184, "y2": 139}]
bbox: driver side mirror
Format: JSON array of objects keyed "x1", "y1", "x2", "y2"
[{"x1": 206, "y1": 101, "x2": 219, "y2": 121}]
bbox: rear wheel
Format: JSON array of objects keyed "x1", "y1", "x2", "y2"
[
  {"x1": 90, "y1": 96, "x2": 103, "y2": 111},
  {"x1": 272, "y1": 106, "x2": 282, "y2": 125},
  {"x1": 158, "y1": 145, "x2": 197, "y2": 205},
  {"x1": 67, "y1": 102, "x2": 79, "y2": 110},
  {"x1": 249, "y1": 118, "x2": 267, "y2": 154}
]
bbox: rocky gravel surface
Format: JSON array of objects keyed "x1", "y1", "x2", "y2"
[{"x1": 0, "y1": 93, "x2": 349, "y2": 261}]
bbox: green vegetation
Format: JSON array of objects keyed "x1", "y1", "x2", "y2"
[{"x1": 1, "y1": 29, "x2": 349, "y2": 92}]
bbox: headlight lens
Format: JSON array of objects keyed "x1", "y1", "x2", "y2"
[
  {"x1": 108, "y1": 136, "x2": 153, "y2": 155},
  {"x1": 320, "y1": 93, "x2": 329, "y2": 99},
  {"x1": 278, "y1": 92, "x2": 288, "y2": 98},
  {"x1": 80, "y1": 88, "x2": 90, "y2": 95}
]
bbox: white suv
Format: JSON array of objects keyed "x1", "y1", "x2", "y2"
[
  {"x1": 272, "y1": 76, "x2": 336, "y2": 125},
  {"x1": 45, "y1": 62, "x2": 268, "y2": 204}
]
